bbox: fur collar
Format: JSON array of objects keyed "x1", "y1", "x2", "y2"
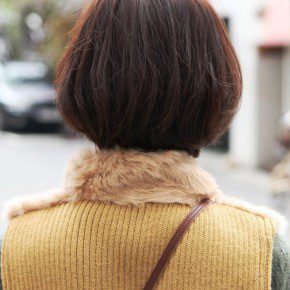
[
  {"x1": 62, "y1": 148, "x2": 222, "y2": 206},
  {"x1": 3, "y1": 148, "x2": 287, "y2": 235}
]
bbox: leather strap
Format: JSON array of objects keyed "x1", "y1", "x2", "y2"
[{"x1": 143, "y1": 198, "x2": 214, "y2": 290}]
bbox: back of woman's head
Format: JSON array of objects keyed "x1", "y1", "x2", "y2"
[{"x1": 55, "y1": 0, "x2": 242, "y2": 155}]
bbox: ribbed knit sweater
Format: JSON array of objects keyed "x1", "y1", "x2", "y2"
[
  {"x1": 2, "y1": 201, "x2": 276, "y2": 289},
  {"x1": 1, "y1": 148, "x2": 288, "y2": 289}
]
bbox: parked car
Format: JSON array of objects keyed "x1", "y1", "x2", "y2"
[{"x1": 0, "y1": 61, "x2": 62, "y2": 130}]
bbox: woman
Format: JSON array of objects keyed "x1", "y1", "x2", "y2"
[{"x1": 1, "y1": 0, "x2": 289, "y2": 289}]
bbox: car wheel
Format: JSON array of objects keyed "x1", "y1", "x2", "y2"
[{"x1": 0, "y1": 108, "x2": 8, "y2": 131}]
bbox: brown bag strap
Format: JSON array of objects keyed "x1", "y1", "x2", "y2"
[{"x1": 143, "y1": 198, "x2": 214, "y2": 290}]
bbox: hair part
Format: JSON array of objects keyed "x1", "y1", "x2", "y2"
[{"x1": 55, "y1": 0, "x2": 242, "y2": 155}]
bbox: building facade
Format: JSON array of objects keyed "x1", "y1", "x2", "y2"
[{"x1": 212, "y1": 0, "x2": 290, "y2": 169}]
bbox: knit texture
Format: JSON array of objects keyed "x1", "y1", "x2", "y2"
[
  {"x1": 2, "y1": 201, "x2": 275, "y2": 290},
  {"x1": 271, "y1": 235, "x2": 290, "y2": 290}
]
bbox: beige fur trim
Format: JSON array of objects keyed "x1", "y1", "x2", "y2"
[
  {"x1": 3, "y1": 148, "x2": 287, "y2": 235},
  {"x1": 62, "y1": 148, "x2": 222, "y2": 205},
  {"x1": 3, "y1": 189, "x2": 70, "y2": 220}
]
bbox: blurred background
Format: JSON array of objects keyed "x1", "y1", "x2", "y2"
[{"x1": 0, "y1": 0, "x2": 289, "y2": 238}]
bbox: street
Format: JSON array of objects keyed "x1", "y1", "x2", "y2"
[{"x1": 0, "y1": 131, "x2": 288, "y2": 237}]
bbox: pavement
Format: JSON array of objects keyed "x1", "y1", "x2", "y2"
[{"x1": 0, "y1": 131, "x2": 288, "y2": 238}]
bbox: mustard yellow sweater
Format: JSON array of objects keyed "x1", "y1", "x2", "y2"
[{"x1": 2, "y1": 201, "x2": 275, "y2": 290}]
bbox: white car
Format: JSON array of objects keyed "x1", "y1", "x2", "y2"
[{"x1": 0, "y1": 61, "x2": 62, "y2": 130}]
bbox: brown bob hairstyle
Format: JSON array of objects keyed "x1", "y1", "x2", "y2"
[{"x1": 55, "y1": 0, "x2": 242, "y2": 156}]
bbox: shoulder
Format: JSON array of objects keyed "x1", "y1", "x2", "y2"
[
  {"x1": 213, "y1": 196, "x2": 289, "y2": 289},
  {"x1": 202, "y1": 202, "x2": 277, "y2": 243},
  {"x1": 215, "y1": 195, "x2": 288, "y2": 236},
  {"x1": 272, "y1": 234, "x2": 290, "y2": 290},
  {"x1": 200, "y1": 201, "x2": 289, "y2": 289}
]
